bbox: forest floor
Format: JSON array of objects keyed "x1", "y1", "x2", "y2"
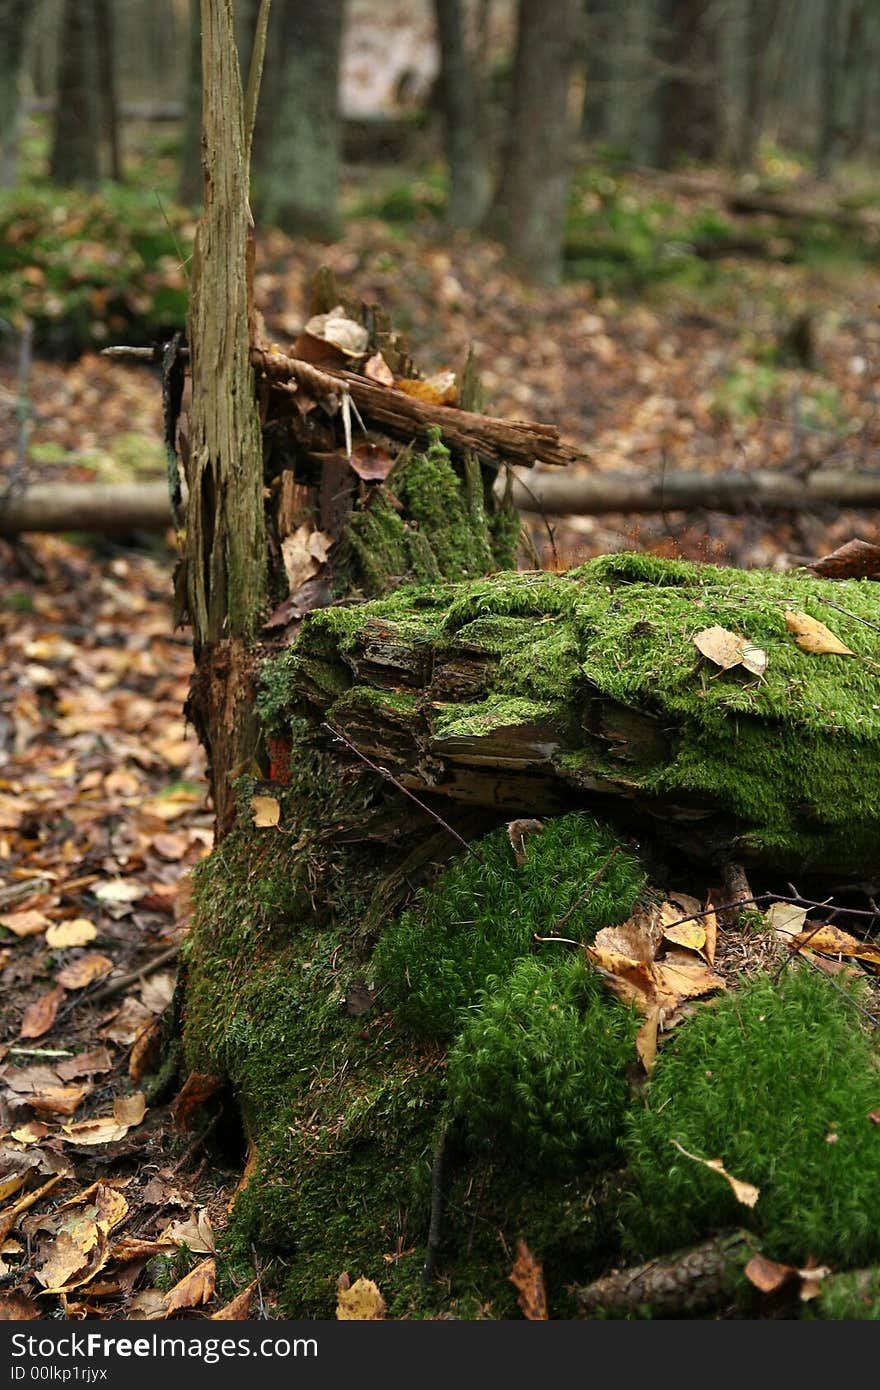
[{"x1": 1, "y1": 164, "x2": 880, "y2": 1318}]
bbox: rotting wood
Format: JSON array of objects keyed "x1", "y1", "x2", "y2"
[{"x1": 574, "y1": 1231, "x2": 753, "y2": 1316}]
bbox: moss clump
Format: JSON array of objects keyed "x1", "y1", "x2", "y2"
[
  {"x1": 812, "y1": 1269, "x2": 880, "y2": 1320},
  {"x1": 374, "y1": 813, "x2": 647, "y2": 1040},
  {"x1": 447, "y1": 955, "x2": 639, "y2": 1172},
  {"x1": 344, "y1": 430, "x2": 499, "y2": 595},
  {"x1": 621, "y1": 967, "x2": 880, "y2": 1268}
]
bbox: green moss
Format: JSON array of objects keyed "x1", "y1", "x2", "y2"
[
  {"x1": 812, "y1": 1268, "x2": 880, "y2": 1320},
  {"x1": 621, "y1": 968, "x2": 880, "y2": 1268},
  {"x1": 374, "y1": 813, "x2": 646, "y2": 1040},
  {"x1": 447, "y1": 955, "x2": 639, "y2": 1172}
]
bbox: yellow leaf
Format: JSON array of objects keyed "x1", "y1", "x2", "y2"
[
  {"x1": 693, "y1": 625, "x2": 766, "y2": 675},
  {"x1": 635, "y1": 1007, "x2": 660, "y2": 1074},
  {"x1": 55, "y1": 954, "x2": 114, "y2": 989},
  {"x1": 251, "y1": 794, "x2": 280, "y2": 829},
  {"x1": 784, "y1": 609, "x2": 854, "y2": 656},
  {"x1": 46, "y1": 919, "x2": 97, "y2": 948},
  {"x1": 335, "y1": 1275, "x2": 386, "y2": 1320},
  {"x1": 671, "y1": 1140, "x2": 759, "y2": 1207},
  {"x1": 162, "y1": 1257, "x2": 216, "y2": 1313},
  {"x1": 0, "y1": 909, "x2": 49, "y2": 938}
]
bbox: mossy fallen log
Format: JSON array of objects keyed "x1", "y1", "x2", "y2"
[
  {"x1": 259, "y1": 551, "x2": 880, "y2": 875},
  {"x1": 180, "y1": 551, "x2": 880, "y2": 1318}
]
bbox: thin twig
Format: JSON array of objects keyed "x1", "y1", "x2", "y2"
[
  {"x1": 817, "y1": 595, "x2": 880, "y2": 637},
  {"x1": 553, "y1": 845, "x2": 623, "y2": 938},
  {"x1": 422, "y1": 1126, "x2": 448, "y2": 1287},
  {"x1": 322, "y1": 722, "x2": 485, "y2": 863},
  {"x1": 243, "y1": 0, "x2": 271, "y2": 165},
  {"x1": 57, "y1": 945, "x2": 180, "y2": 1018}
]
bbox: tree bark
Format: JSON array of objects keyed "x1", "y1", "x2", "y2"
[
  {"x1": 48, "y1": 0, "x2": 100, "y2": 188},
  {"x1": 433, "y1": 0, "x2": 491, "y2": 229},
  {"x1": 491, "y1": 0, "x2": 580, "y2": 283},
  {"x1": 253, "y1": 0, "x2": 345, "y2": 239},
  {"x1": 182, "y1": 0, "x2": 266, "y2": 834},
  {"x1": 178, "y1": 0, "x2": 203, "y2": 207},
  {"x1": 93, "y1": 0, "x2": 122, "y2": 182},
  {"x1": 651, "y1": 0, "x2": 719, "y2": 167},
  {"x1": 0, "y1": 0, "x2": 33, "y2": 187}
]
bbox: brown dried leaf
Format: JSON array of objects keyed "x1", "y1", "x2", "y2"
[
  {"x1": 744, "y1": 1252, "x2": 796, "y2": 1294},
  {"x1": 61, "y1": 1116, "x2": 129, "y2": 1146},
  {"x1": 45, "y1": 919, "x2": 97, "y2": 948},
  {"x1": 211, "y1": 1279, "x2": 259, "y2": 1319},
  {"x1": 765, "y1": 901, "x2": 808, "y2": 940},
  {"x1": 171, "y1": 1071, "x2": 222, "y2": 1131},
  {"x1": 784, "y1": 609, "x2": 854, "y2": 656},
  {"x1": 809, "y1": 538, "x2": 880, "y2": 581},
  {"x1": 508, "y1": 1239, "x2": 547, "y2": 1320},
  {"x1": 670, "y1": 1140, "x2": 759, "y2": 1207},
  {"x1": 363, "y1": 351, "x2": 395, "y2": 385},
  {"x1": 348, "y1": 441, "x2": 395, "y2": 481},
  {"x1": 163, "y1": 1257, "x2": 216, "y2": 1314},
  {"x1": 0, "y1": 1174, "x2": 63, "y2": 1244},
  {"x1": 20, "y1": 986, "x2": 66, "y2": 1040},
  {"x1": 281, "y1": 523, "x2": 333, "y2": 595},
  {"x1": 0, "y1": 1291, "x2": 40, "y2": 1319},
  {"x1": 594, "y1": 908, "x2": 662, "y2": 964},
  {"x1": 656, "y1": 950, "x2": 726, "y2": 1004},
  {"x1": 635, "y1": 1006, "x2": 660, "y2": 1074},
  {"x1": 702, "y1": 896, "x2": 718, "y2": 966},
  {"x1": 506, "y1": 818, "x2": 544, "y2": 867},
  {"x1": 0, "y1": 909, "x2": 49, "y2": 938},
  {"x1": 128, "y1": 1288, "x2": 168, "y2": 1319},
  {"x1": 57, "y1": 1047, "x2": 113, "y2": 1081},
  {"x1": 335, "y1": 1275, "x2": 386, "y2": 1320},
  {"x1": 251, "y1": 794, "x2": 280, "y2": 829},
  {"x1": 29, "y1": 1084, "x2": 89, "y2": 1118},
  {"x1": 128, "y1": 1018, "x2": 161, "y2": 1082},
  {"x1": 304, "y1": 307, "x2": 369, "y2": 357},
  {"x1": 163, "y1": 1208, "x2": 215, "y2": 1255},
  {"x1": 693, "y1": 625, "x2": 767, "y2": 675},
  {"x1": 113, "y1": 1092, "x2": 146, "y2": 1128},
  {"x1": 55, "y1": 954, "x2": 114, "y2": 990}
]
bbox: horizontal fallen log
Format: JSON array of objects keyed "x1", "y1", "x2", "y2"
[
  {"x1": 6, "y1": 464, "x2": 880, "y2": 538},
  {"x1": 575, "y1": 1231, "x2": 752, "y2": 1317},
  {"x1": 0, "y1": 482, "x2": 175, "y2": 537},
  {"x1": 512, "y1": 466, "x2": 880, "y2": 515},
  {"x1": 262, "y1": 553, "x2": 880, "y2": 873}
]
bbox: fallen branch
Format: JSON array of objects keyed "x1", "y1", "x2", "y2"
[
  {"x1": 0, "y1": 482, "x2": 176, "y2": 536},
  {"x1": 512, "y1": 466, "x2": 880, "y2": 516},
  {"x1": 575, "y1": 1231, "x2": 753, "y2": 1316}
]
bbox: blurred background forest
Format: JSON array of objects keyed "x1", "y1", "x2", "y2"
[{"x1": 3, "y1": 0, "x2": 880, "y2": 568}]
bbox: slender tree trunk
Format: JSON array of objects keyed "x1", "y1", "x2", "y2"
[
  {"x1": 651, "y1": 0, "x2": 719, "y2": 167},
  {"x1": 0, "y1": 0, "x2": 33, "y2": 187},
  {"x1": 817, "y1": 0, "x2": 846, "y2": 176},
  {"x1": 253, "y1": 0, "x2": 345, "y2": 239},
  {"x1": 183, "y1": 0, "x2": 267, "y2": 834},
  {"x1": 580, "y1": 0, "x2": 612, "y2": 142},
  {"x1": 491, "y1": 0, "x2": 580, "y2": 284},
  {"x1": 48, "y1": 0, "x2": 100, "y2": 188},
  {"x1": 178, "y1": 0, "x2": 203, "y2": 206},
  {"x1": 433, "y1": 0, "x2": 491, "y2": 229},
  {"x1": 737, "y1": 0, "x2": 784, "y2": 169},
  {"x1": 94, "y1": 0, "x2": 122, "y2": 181}
]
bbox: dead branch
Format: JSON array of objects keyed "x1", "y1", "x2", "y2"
[{"x1": 575, "y1": 1231, "x2": 753, "y2": 1316}]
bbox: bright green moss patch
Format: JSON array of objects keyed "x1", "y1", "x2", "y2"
[
  {"x1": 621, "y1": 967, "x2": 880, "y2": 1268},
  {"x1": 812, "y1": 1268, "x2": 880, "y2": 1320},
  {"x1": 447, "y1": 955, "x2": 639, "y2": 1172},
  {"x1": 374, "y1": 813, "x2": 647, "y2": 1040}
]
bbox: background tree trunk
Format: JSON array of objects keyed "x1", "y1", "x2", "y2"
[
  {"x1": 94, "y1": 0, "x2": 122, "y2": 181},
  {"x1": 433, "y1": 0, "x2": 491, "y2": 229},
  {"x1": 491, "y1": 0, "x2": 580, "y2": 283},
  {"x1": 49, "y1": 0, "x2": 100, "y2": 188},
  {"x1": 253, "y1": 0, "x2": 345, "y2": 239},
  {"x1": 0, "y1": 0, "x2": 34, "y2": 187},
  {"x1": 651, "y1": 0, "x2": 719, "y2": 167}
]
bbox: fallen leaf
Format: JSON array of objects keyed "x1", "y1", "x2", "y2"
[
  {"x1": 335, "y1": 1275, "x2": 386, "y2": 1320},
  {"x1": 20, "y1": 986, "x2": 66, "y2": 1040},
  {"x1": 670, "y1": 1140, "x2": 759, "y2": 1207},
  {"x1": 57, "y1": 1047, "x2": 113, "y2": 1081},
  {"x1": 10, "y1": 1121, "x2": 50, "y2": 1144},
  {"x1": 55, "y1": 954, "x2": 114, "y2": 990},
  {"x1": 140, "y1": 971, "x2": 176, "y2": 1014},
  {"x1": 765, "y1": 902, "x2": 808, "y2": 940},
  {"x1": 46, "y1": 919, "x2": 97, "y2": 948},
  {"x1": 0, "y1": 909, "x2": 49, "y2": 938},
  {"x1": 809, "y1": 538, "x2": 880, "y2": 581},
  {"x1": 0, "y1": 1291, "x2": 39, "y2": 1318},
  {"x1": 127, "y1": 1288, "x2": 167, "y2": 1319},
  {"x1": 662, "y1": 913, "x2": 707, "y2": 955},
  {"x1": 363, "y1": 352, "x2": 395, "y2": 385},
  {"x1": 744, "y1": 1252, "x2": 796, "y2": 1294},
  {"x1": 163, "y1": 1208, "x2": 215, "y2": 1255},
  {"x1": 128, "y1": 1018, "x2": 161, "y2": 1081},
  {"x1": 100, "y1": 995, "x2": 153, "y2": 1045},
  {"x1": 784, "y1": 609, "x2": 854, "y2": 656},
  {"x1": 693, "y1": 625, "x2": 767, "y2": 676},
  {"x1": 0, "y1": 1175, "x2": 63, "y2": 1244},
  {"x1": 394, "y1": 371, "x2": 457, "y2": 405},
  {"x1": 506, "y1": 818, "x2": 544, "y2": 866},
  {"x1": 171, "y1": 1072, "x2": 222, "y2": 1131},
  {"x1": 0, "y1": 1175, "x2": 26, "y2": 1203},
  {"x1": 251, "y1": 794, "x2": 280, "y2": 829},
  {"x1": 229, "y1": 1141, "x2": 258, "y2": 1214},
  {"x1": 281, "y1": 524, "x2": 334, "y2": 595},
  {"x1": 508, "y1": 1239, "x2": 547, "y2": 1320},
  {"x1": 347, "y1": 442, "x2": 395, "y2": 481},
  {"x1": 163, "y1": 1256, "x2": 216, "y2": 1313},
  {"x1": 304, "y1": 306, "x2": 368, "y2": 357},
  {"x1": 37, "y1": 1226, "x2": 109, "y2": 1294},
  {"x1": 93, "y1": 879, "x2": 142, "y2": 905},
  {"x1": 61, "y1": 1116, "x2": 129, "y2": 1146},
  {"x1": 114, "y1": 1092, "x2": 147, "y2": 1127},
  {"x1": 29, "y1": 1084, "x2": 89, "y2": 1118},
  {"x1": 635, "y1": 1006, "x2": 660, "y2": 1073},
  {"x1": 702, "y1": 896, "x2": 718, "y2": 966},
  {"x1": 211, "y1": 1279, "x2": 259, "y2": 1319}
]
